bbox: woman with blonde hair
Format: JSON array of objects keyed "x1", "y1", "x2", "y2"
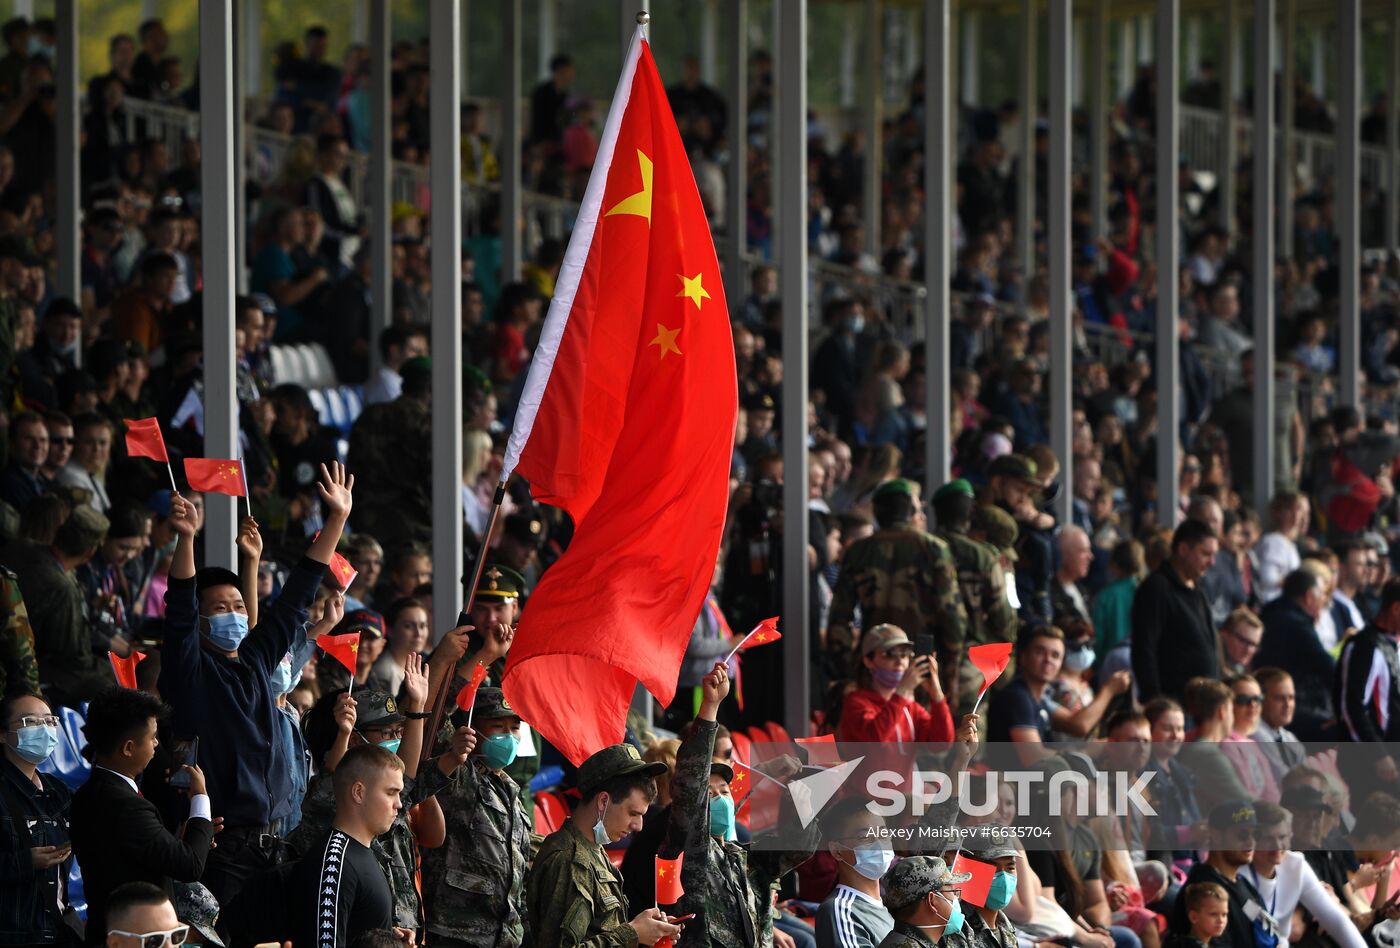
[{"x1": 462, "y1": 427, "x2": 513, "y2": 537}]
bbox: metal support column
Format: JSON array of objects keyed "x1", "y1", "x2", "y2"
[
  {"x1": 1338, "y1": 0, "x2": 1360, "y2": 408},
  {"x1": 1388, "y1": 2, "x2": 1399, "y2": 256},
  {"x1": 351, "y1": 0, "x2": 368, "y2": 44},
  {"x1": 1253, "y1": 0, "x2": 1276, "y2": 511},
  {"x1": 1090, "y1": 0, "x2": 1108, "y2": 243},
  {"x1": 1221, "y1": 0, "x2": 1240, "y2": 239},
  {"x1": 926, "y1": 0, "x2": 952, "y2": 488},
  {"x1": 1310, "y1": 28, "x2": 1325, "y2": 100},
  {"x1": 863, "y1": 0, "x2": 882, "y2": 258},
  {"x1": 1156, "y1": 0, "x2": 1181, "y2": 528},
  {"x1": 1280, "y1": 0, "x2": 1295, "y2": 257},
  {"x1": 200, "y1": 0, "x2": 238, "y2": 569},
  {"x1": 55, "y1": 0, "x2": 79, "y2": 304},
  {"x1": 961, "y1": 9, "x2": 980, "y2": 106},
  {"x1": 778, "y1": 0, "x2": 810, "y2": 740},
  {"x1": 502, "y1": 0, "x2": 524, "y2": 282},
  {"x1": 1185, "y1": 15, "x2": 1202, "y2": 81},
  {"x1": 724, "y1": 0, "x2": 748, "y2": 305},
  {"x1": 1118, "y1": 18, "x2": 1135, "y2": 96},
  {"x1": 1072, "y1": 15, "x2": 1086, "y2": 108},
  {"x1": 1048, "y1": 0, "x2": 1072, "y2": 526},
  {"x1": 233, "y1": 0, "x2": 247, "y2": 294},
  {"x1": 368, "y1": 0, "x2": 392, "y2": 380},
  {"x1": 1017, "y1": 0, "x2": 1037, "y2": 289},
  {"x1": 622, "y1": 2, "x2": 634, "y2": 59},
  {"x1": 429, "y1": 0, "x2": 464, "y2": 635},
  {"x1": 245, "y1": 0, "x2": 261, "y2": 99},
  {"x1": 540, "y1": 0, "x2": 558, "y2": 79},
  {"x1": 700, "y1": 0, "x2": 718, "y2": 85}
]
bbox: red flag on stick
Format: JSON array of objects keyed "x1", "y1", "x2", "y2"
[
  {"x1": 124, "y1": 418, "x2": 169, "y2": 462},
  {"x1": 951, "y1": 853, "x2": 998, "y2": 907},
  {"x1": 499, "y1": 26, "x2": 737, "y2": 765},
  {"x1": 318, "y1": 632, "x2": 360, "y2": 675},
  {"x1": 655, "y1": 853, "x2": 685, "y2": 905},
  {"x1": 455, "y1": 662, "x2": 488, "y2": 713},
  {"x1": 185, "y1": 458, "x2": 248, "y2": 497},
  {"x1": 328, "y1": 552, "x2": 358, "y2": 592},
  {"x1": 968, "y1": 643, "x2": 1015, "y2": 703},
  {"x1": 795, "y1": 734, "x2": 842, "y2": 769},
  {"x1": 109, "y1": 650, "x2": 147, "y2": 689}
]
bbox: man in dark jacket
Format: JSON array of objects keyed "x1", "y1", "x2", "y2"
[
  {"x1": 1255, "y1": 567, "x2": 1336, "y2": 741},
  {"x1": 1337, "y1": 579, "x2": 1400, "y2": 783},
  {"x1": 1131, "y1": 518, "x2": 1220, "y2": 702}
]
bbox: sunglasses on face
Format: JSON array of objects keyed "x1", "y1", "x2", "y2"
[
  {"x1": 50, "y1": 436, "x2": 74, "y2": 445},
  {"x1": 108, "y1": 927, "x2": 189, "y2": 948},
  {"x1": 1233, "y1": 694, "x2": 1264, "y2": 706}
]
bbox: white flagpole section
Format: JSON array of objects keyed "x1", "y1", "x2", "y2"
[{"x1": 501, "y1": 25, "x2": 647, "y2": 483}]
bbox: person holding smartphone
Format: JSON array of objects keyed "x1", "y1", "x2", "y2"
[{"x1": 835, "y1": 624, "x2": 953, "y2": 745}]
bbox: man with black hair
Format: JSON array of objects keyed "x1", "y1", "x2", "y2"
[
  {"x1": 70, "y1": 686, "x2": 214, "y2": 944},
  {"x1": 1130, "y1": 518, "x2": 1220, "y2": 702},
  {"x1": 157, "y1": 462, "x2": 354, "y2": 909},
  {"x1": 1338, "y1": 579, "x2": 1400, "y2": 775},
  {"x1": 111, "y1": 251, "x2": 177, "y2": 355},
  {"x1": 529, "y1": 53, "x2": 575, "y2": 147},
  {"x1": 1167, "y1": 802, "x2": 1267, "y2": 948},
  {"x1": 27, "y1": 296, "x2": 81, "y2": 381},
  {"x1": 1255, "y1": 567, "x2": 1336, "y2": 740},
  {"x1": 826, "y1": 478, "x2": 967, "y2": 700},
  {"x1": 364, "y1": 323, "x2": 428, "y2": 407},
  {"x1": 130, "y1": 19, "x2": 168, "y2": 98},
  {"x1": 103, "y1": 882, "x2": 183, "y2": 948},
  {"x1": 0, "y1": 410, "x2": 49, "y2": 509}
]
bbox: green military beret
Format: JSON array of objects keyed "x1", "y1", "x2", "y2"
[
  {"x1": 577, "y1": 743, "x2": 668, "y2": 799},
  {"x1": 872, "y1": 478, "x2": 920, "y2": 502},
  {"x1": 931, "y1": 478, "x2": 975, "y2": 503},
  {"x1": 472, "y1": 687, "x2": 521, "y2": 722},
  {"x1": 883, "y1": 856, "x2": 973, "y2": 913},
  {"x1": 474, "y1": 564, "x2": 527, "y2": 603}
]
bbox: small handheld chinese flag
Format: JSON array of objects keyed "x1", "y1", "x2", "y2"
[
  {"x1": 455, "y1": 661, "x2": 488, "y2": 714},
  {"x1": 795, "y1": 734, "x2": 842, "y2": 769},
  {"x1": 968, "y1": 643, "x2": 1015, "y2": 711},
  {"x1": 951, "y1": 853, "x2": 998, "y2": 907},
  {"x1": 184, "y1": 458, "x2": 248, "y2": 497},
  {"x1": 729, "y1": 760, "x2": 751, "y2": 800},
  {"x1": 109, "y1": 650, "x2": 147, "y2": 689},
  {"x1": 329, "y1": 552, "x2": 358, "y2": 592},
  {"x1": 318, "y1": 632, "x2": 360, "y2": 675},
  {"x1": 124, "y1": 418, "x2": 168, "y2": 462},
  {"x1": 655, "y1": 853, "x2": 685, "y2": 905}
]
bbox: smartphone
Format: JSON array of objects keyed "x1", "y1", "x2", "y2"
[
  {"x1": 914, "y1": 633, "x2": 936, "y2": 657},
  {"x1": 666, "y1": 914, "x2": 696, "y2": 924},
  {"x1": 169, "y1": 737, "x2": 199, "y2": 789}
]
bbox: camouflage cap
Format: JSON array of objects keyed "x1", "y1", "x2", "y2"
[
  {"x1": 860, "y1": 623, "x2": 914, "y2": 656},
  {"x1": 59, "y1": 505, "x2": 110, "y2": 550},
  {"x1": 353, "y1": 689, "x2": 405, "y2": 729},
  {"x1": 987, "y1": 454, "x2": 1040, "y2": 485},
  {"x1": 475, "y1": 563, "x2": 527, "y2": 603},
  {"x1": 577, "y1": 742, "x2": 669, "y2": 799},
  {"x1": 883, "y1": 856, "x2": 974, "y2": 913},
  {"x1": 971, "y1": 505, "x2": 1019, "y2": 559},
  {"x1": 963, "y1": 825, "x2": 1018, "y2": 861},
  {"x1": 173, "y1": 882, "x2": 225, "y2": 947},
  {"x1": 472, "y1": 687, "x2": 521, "y2": 722}
]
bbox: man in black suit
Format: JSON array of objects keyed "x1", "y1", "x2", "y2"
[{"x1": 69, "y1": 687, "x2": 215, "y2": 945}]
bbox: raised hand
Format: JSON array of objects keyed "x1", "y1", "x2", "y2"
[
  {"x1": 429, "y1": 625, "x2": 475, "y2": 673},
  {"x1": 236, "y1": 516, "x2": 263, "y2": 561},
  {"x1": 334, "y1": 692, "x2": 357, "y2": 735},
  {"x1": 170, "y1": 493, "x2": 200, "y2": 539},
  {"x1": 437, "y1": 725, "x2": 478, "y2": 776},
  {"x1": 402, "y1": 652, "x2": 428, "y2": 711},
  {"x1": 699, "y1": 661, "x2": 730, "y2": 719},
  {"x1": 316, "y1": 461, "x2": 355, "y2": 521},
  {"x1": 320, "y1": 591, "x2": 345, "y2": 631},
  {"x1": 483, "y1": 622, "x2": 515, "y2": 661}
]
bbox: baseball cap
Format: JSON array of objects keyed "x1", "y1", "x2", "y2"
[
  {"x1": 1208, "y1": 799, "x2": 1260, "y2": 831},
  {"x1": 353, "y1": 689, "x2": 405, "y2": 729},
  {"x1": 1280, "y1": 784, "x2": 1334, "y2": 814},
  {"x1": 860, "y1": 623, "x2": 914, "y2": 656}
]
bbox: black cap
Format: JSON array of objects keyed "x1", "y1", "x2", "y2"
[
  {"x1": 1280, "y1": 784, "x2": 1334, "y2": 814},
  {"x1": 502, "y1": 512, "x2": 544, "y2": 547},
  {"x1": 710, "y1": 761, "x2": 734, "y2": 784},
  {"x1": 1209, "y1": 799, "x2": 1259, "y2": 830},
  {"x1": 576, "y1": 743, "x2": 668, "y2": 799}
]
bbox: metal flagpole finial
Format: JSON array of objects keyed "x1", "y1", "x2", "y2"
[{"x1": 636, "y1": 10, "x2": 651, "y2": 24}]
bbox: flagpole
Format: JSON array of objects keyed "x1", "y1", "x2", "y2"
[
  {"x1": 166, "y1": 462, "x2": 178, "y2": 494},
  {"x1": 721, "y1": 629, "x2": 757, "y2": 666},
  {"x1": 420, "y1": 481, "x2": 506, "y2": 764}
]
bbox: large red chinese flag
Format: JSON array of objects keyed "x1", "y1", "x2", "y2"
[
  {"x1": 499, "y1": 28, "x2": 737, "y2": 766},
  {"x1": 184, "y1": 458, "x2": 247, "y2": 497},
  {"x1": 124, "y1": 418, "x2": 169, "y2": 462}
]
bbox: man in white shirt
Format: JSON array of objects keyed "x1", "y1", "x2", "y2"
[
  {"x1": 1332, "y1": 539, "x2": 1369, "y2": 635},
  {"x1": 1254, "y1": 491, "x2": 1308, "y2": 604},
  {"x1": 364, "y1": 324, "x2": 429, "y2": 406},
  {"x1": 1244, "y1": 802, "x2": 1365, "y2": 948}
]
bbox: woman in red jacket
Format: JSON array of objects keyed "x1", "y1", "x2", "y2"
[{"x1": 836, "y1": 624, "x2": 955, "y2": 744}]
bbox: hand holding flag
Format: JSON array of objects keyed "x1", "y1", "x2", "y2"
[
  {"x1": 951, "y1": 853, "x2": 998, "y2": 907},
  {"x1": 967, "y1": 642, "x2": 1015, "y2": 713},
  {"x1": 722, "y1": 616, "x2": 781, "y2": 666},
  {"x1": 328, "y1": 551, "x2": 358, "y2": 592}
]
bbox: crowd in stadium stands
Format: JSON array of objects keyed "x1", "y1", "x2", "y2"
[{"x1": 0, "y1": 11, "x2": 1399, "y2": 948}]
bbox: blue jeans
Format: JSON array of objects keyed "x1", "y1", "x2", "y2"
[
  {"x1": 1110, "y1": 924, "x2": 1143, "y2": 948},
  {"x1": 774, "y1": 911, "x2": 818, "y2": 948}
]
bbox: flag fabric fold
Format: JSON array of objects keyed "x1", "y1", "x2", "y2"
[
  {"x1": 185, "y1": 458, "x2": 247, "y2": 496},
  {"x1": 951, "y1": 854, "x2": 997, "y2": 906},
  {"x1": 655, "y1": 853, "x2": 685, "y2": 905},
  {"x1": 455, "y1": 661, "x2": 488, "y2": 714},
  {"x1": 124, "y1": 418, "x2": 169, "y2": 462},
  {"x1": 318, "y1": 632, "x2": 360, "y2": 676},
  {"x1": 500, "y1": 26, "x2": 738, "y2": 766},
  {"x1": 109, "y1": 650, "x2": 147, "y2": 689},
  {"x1": 968, "y1": 642, "x2": 1015, "y2": 698}
]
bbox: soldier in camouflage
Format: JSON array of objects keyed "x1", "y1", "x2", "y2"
[
  {"x1": 878, "y1": 856, "x2": 975, "y2": 948},
  {"x1": 524, "y1": 743, "x2": 681, "y2": 947},
  {"x1": 827, "y1": 479, "x2": 968, "y2": 703},
  {"x1": 958, "y1": 829, "x2": 1021, "y2": 948},
  {"x1": 0, "y1": 567, "x2": 39, "y2": 697},
  {"x1": 418, "y1": 687, "x2": 536, "y2": 948},
  {"x1": 931, "y1": 481, "x2": 1017, "y2": 716},
  {"x1": 661, "y1": 661, "x2": 818, "y2": 947},
  {"x1": 345, "y1": 356, "x2": 433, "y2": 550}
]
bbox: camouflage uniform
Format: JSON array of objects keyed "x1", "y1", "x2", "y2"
[
  {"x1": 664, "y1": 719, "x2": 818, "y2": 947},
  {"x1": 524, "y1": 743, "x2": 669, "y2": 947},
  {"x1": 419, "y1": 688, "x2": 536, "y2": 948},
  {"x1": 826, "y1": 525, "x2": 967, "y2": 693},
  {"x1": 935, "y1": 526, "x2": 1015, "y2": 716},
  {"x1": 0, "y1": 567, "x2": 40, "y2": 697},
  {"x1": 964, "y1": 908, "x2": 1018, "y2": 948},
  {"x1": 346, "y1": 394, "x2": 433, "y2": 550},
  {"x1": 877, "y1": 856, "x2": 975, "y2": 948}
]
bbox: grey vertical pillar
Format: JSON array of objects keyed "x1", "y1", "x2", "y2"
[
  {"x1": 429, "y1": 0, "x2": 464, "y2": 635},
  {"x1": 245, "y1": 0, "x2": 261, "y2": 99},
  {"x1": 1280, "y1": 0, "x2": 1295, "y2": 258},
  {"x1": 863, "y1": 0, "x2": 882, "y2": 258},
  {"x1": 1118, "y1": 18, "x2": 1135, "y2": 97},
  {"x1": 1253, "y1": 0, "x2": 1276, "y2": 511},
  {"x1": 54, "y1": 0, "x2": 79, "y2": 304},
  {"x1": 1184, "y1": 15, "x2": 1202, "y2": 80},
  {"x1": 1017, "y1": 0, "x2": 1037, "y2": 290},
  {"x1": 1221, "y1": 0, "x2": 1239, "y2": 239},
  {"x1": 540, "y1": 0, "x2": 558, "y2": 79},
  {"x1": 501, "y1": 0, "x2": 524, "y2": 282},
  {"x1": 1338, "y1": 0, "x2": 1360, "y2": 408},
  {"x1": 926, "y1": 0, "x2": 952, "y2": 487},
  {"x1": 1048, "y1": 0, "x2": 1072, "y2": 526},
  {"x1": 368, "y1": 0, "x2": 392, "y2": 380},
  {"x1": 1089, "y1": 0, "x2": 1108, "y2": 243},
  {"x1": 200, "y1": 0, "x2": 238, "y2": 569},
  {"x1": 233, "y1": 0, "x2": 247, "y2": 294},
  {"x1": 1389, "y1": 2, "x2": 1400, "y2": 256},
  {"x1": 961, "y1": 9, "x2": 980, "y2": 107},
  {"x1": 350, "y1": 0, "x2": 367, "y2": 44},
  {"x1": 1072, "y1": 15, "x2": 1086, "y2": 109},
  {"x1": 724, "y1": 0, "x2": 748, "y2": 307},
  {"x1": 778, "y1": 0, "x2": 810, "y2": 740},
  {"x1": 1156, "y1": 0, "x2": 1181, "y2": 528},
  {"x1": 1310, "y1": 28, "x2": 1325, "y2": 100},
  {"x1": 700, "y1": 0, "x2": 718, "y2": 85}
]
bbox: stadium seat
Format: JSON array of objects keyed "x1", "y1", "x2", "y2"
[
  {"x1": 534, "y1": 791, "x2": 568, "y2": 835},
  {"x1": 39, "y1": 704, "x2": 91, "y2": 792},
  {"x1": 298, "y1": 343, "x2": 337, "y2": 388},
  {"x1": 269, "y1": 346, "x2": 294, "y2": 384},
  {"x1": 730, "y1": 729, "x2": 751, "y2": 767},
  {"x1": 745, "y1": 726, "x2": 769, "y2": 746},
  {"x1": 322, "y1": 388, "x2": 349, "y2": 433},
  {"x1": 765, "y1": 721, "x2": 791, "y2": 744},
  {"x1": 336, "y1": 438, "x2": 349, "y2": 464},
  {"x1": 306, "y1": 388, "x2": 330, "y2": 427},
  {"x1": 339, "y1": 385, "x2": 364, "y2": 425}
]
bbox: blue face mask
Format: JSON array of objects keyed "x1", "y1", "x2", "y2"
[
  {"x1": 480, "y1": 733, "x2": 519, "y2": 770},
  {"x1": 203, "y1": 611, "x2": 250, "y2": 651},
  {"x1": 12, "y1": 724, "x2": 58, "y2": 764},
  {"x1": 593, "y1": 797, "x2": 611, "y2": 844},
  {"x1": 377, "y1": 738, "x2": 401, "y2": 754},
  {"x1": 270, "y1": 657, "x2": 298, "y2": 696},
  {"x1": 1064, "y1": 645, "x2": 1096, "y2": 673},
  {"x1": 709, "y1": 793, "x2": 736, "y2": 839},
  {"x1": 985, "y1": 870, "x2": 1018, "y2": 910},
  {"x1": 922, "y1": 896, "x2": 965, "y2": 936},
  {"x1": 851, "y1": 841, "x2": 896, "y2": 880}
]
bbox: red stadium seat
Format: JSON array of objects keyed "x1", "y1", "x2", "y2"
[
  {"x1": 765, "y1": 721, "x2": 792, "y2": 744},
  {"x1": 534, "y1": 791, "x2": 568, "y2": 834},
  {"x1": 746, "y1": 726, "x2": 770, "y2": 746},
  {"x1": 730, "y1": 729, "x2": 752, "y2": 766}
]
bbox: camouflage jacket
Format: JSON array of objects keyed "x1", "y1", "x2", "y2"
[
  {"x1": 345, "y1": 398, "x2": 433, "y2": 549},
  {"x1": 827, "y1": 526, "x2": 968, "y2": 683},
  {"x1": 664, "y1": 719, "x2": 818, "y2": 948},
  {"x1": 287, "y1": 770, "x2": 427, "y2": 930},
  {"x1": 524, "y1": 820, "x2": 638, "y2": 948},
  {"x1": 878, "y1": 921, "x2": 974, "y2": 948},
  {"x1": 418, "y1": 756, "x2": 536, "y2": 947},
  {"x1": 0, "y1": 567, "x2": 39, "y2": 697},
  {"x1": 965, "y1": 908, "x2": 1018, "y2": 948},
  {"x1": 935, "y1": 529, "x2": 1015, "y2": 650}
]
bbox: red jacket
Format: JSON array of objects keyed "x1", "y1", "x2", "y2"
[{"x1": 836, "y1": 687, "x2": 954, "y2": 744}]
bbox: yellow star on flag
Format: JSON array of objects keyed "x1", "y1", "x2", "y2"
[
  {"x1": 677, "y1": 273, "x2": 710, "y2": 311},
  {"x1": 349, "y1": 642, "x2": 359, "y2": 654},
  {"x1": 605, "y1": 150, "x2": 653, "y2": 224},
  {"x1": 649, "y1": 324, "x2": 682, "y2": 360}
]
